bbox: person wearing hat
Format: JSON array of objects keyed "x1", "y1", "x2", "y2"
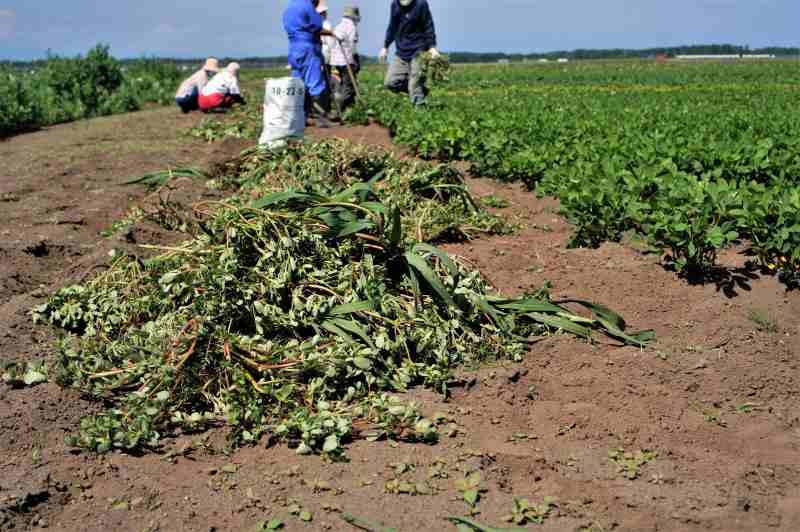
[
  {"x1": 329, "y1": 7, "x2": 361, "y2": 113},
  {"x1": 198, "y1": 62, "x2": 246, "y2": 112},
  {"x1": 175, "y1": 58, "x2": 219, "y2": 113},
  {"x1": 283, "y1": 0, "x2": 338, "y2": 126},
  {"x1": 380, "y1": 0, "x2": 439, "y2": 106}
]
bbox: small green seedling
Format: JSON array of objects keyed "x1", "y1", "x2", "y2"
[
  {"x1": 255, "y1": 519, "x2": 284, "y2": 531},
  {"x1": 735, "y1": 403, "x2": 761, "y2": 414},
  {"x1": 502, "y1": 496, "x2": 556, "y2": 525},
  {"x1": 288, "y1": 504, "x2": 313, "y2": 522},
  {"x1": 455, "y1": 472, "x2": 483, "y2": 509},
  {"x1": 608, "y1": 448, "x2": 657, "y2": 480},
  {"x1": 747, "y1": 309, "x2": 779, "y2": 333},
  {"x1": 480, "y1": 195, "x2": 510, "y2": 209}
]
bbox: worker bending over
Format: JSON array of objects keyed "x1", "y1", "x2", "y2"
[
  {"x1": 198, "y1": 63, "x2": 246, "y2": 112},
  {"x1": 175, "y1": 58, "x2": 219, "y2": 113},
  {"x1": 283, "y1": 0, "x2": 337, "y2": 127},
  {"x1": 380, "y1": 0, "x2": 440, "y2": 106},
  {"x1": 330, "y1": 7, "x2": 361, "y2": 113}
]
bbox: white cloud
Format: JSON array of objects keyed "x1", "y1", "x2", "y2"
[{"x1": 0, "y1": 9, "x2": 15, "y2": 40}]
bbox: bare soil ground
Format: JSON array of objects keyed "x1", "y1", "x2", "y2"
[{"x1": 1, "y1": 116, "x2": 798, "y2": 532}]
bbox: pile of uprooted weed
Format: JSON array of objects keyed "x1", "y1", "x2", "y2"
[
  {"x1": 32, "y1": 141, "x2": 653, "y2": 458},
  {"x1": 217, "y1": 138, "x2": 513, "y2": 243}
]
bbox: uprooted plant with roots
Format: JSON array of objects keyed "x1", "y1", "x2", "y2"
[{"x1": 33, "y1": 140, "x2": 654, "y2": 458}]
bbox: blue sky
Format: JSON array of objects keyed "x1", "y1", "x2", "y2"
[{"x1": 0, "y1": 0, "x2": 797, "y2": 60}]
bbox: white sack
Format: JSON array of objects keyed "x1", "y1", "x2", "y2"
[{"x1": 259, "y1": 77, "x2": 306, "y2": 148}]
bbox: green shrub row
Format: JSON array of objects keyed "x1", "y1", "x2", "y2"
[{"x1": 0, "y1": 45, "x2": 181, "y2": 137}]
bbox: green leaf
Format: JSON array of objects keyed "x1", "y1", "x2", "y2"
[
  {"x1": 331, "y1": 182, "x2": 376, "y2": 203},
  {"x1": 446, "y1": 516, "x2": 529, "y2": 532},
  {"x1": 493, "y1": 297, "x2": 564, "y2": 314},
  {"x1": 557, "y1": 298, "x2": 627, "y2": 330},
  {"x1": 412, "y1": 243, "x2": 460, "y2": 281},
  {"x1": 463, "y1": 489, "x2": 479, "y2": 506},
  {"x1": 404, "y1": 251, "x2": 456, "y2": 307},
  {"x1": 336, "y1": 220, "x2": 374, "y2": 238},
  {"x1": 251, "y1": 190, "x2": 319, "y2": 209},
  {"x1": 328, "y1": 300, "x2": 374, "y2": 316},
  {"x1": 328, "y1": 318, "x2": 374, "y2": 347},
  {"x1": 340, "y1": 513, "x2": 398, "y2": 532},
  {"x1": 22, "y1": 369, "x2": 47, "y2": 386},
  {"x1": 526, "y1": 312, "x2": 592, "y2": 338},
  {"x1": 353, "y1": 357, "x2": 373, "y2": 371},
  {"x1": 265, "y1": 519, "x2": 284, "y2": 530},
  {"x1": 323, "y1": 434, "x2": 339, "y2": 454},
  {"x1": 320, "y1": 320, "x2": 354, "y2": 343}
]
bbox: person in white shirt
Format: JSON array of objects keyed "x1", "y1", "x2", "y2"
[
  {"x1": 175, "y1": 58, "x2": 219, "y2": 113},
  {"x1": 198, "y1": 63, "x2": 247, "y2": 112},
  {"x1": 319, "y1": 2, "x2": 334, "y2": 70},
  {"x1": 329, "y1": 6, "x2": 361, "y2": 112}
]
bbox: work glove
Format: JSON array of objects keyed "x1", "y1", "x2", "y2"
[
  {"x1": 429, "y1": 48, "x2": 441, "y2": 59},
  {"x1": 379, "y1": 48, "x2": 389, "y2": 64}
]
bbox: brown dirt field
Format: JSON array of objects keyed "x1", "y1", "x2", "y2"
[{"x1": 1, "y1": 115, "x2": 799, "y2": 532}]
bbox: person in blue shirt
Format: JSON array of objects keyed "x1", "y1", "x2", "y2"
[
  {"x1": 379, "y1": 0, "x2": 440, "y2": 106},
  {"x1": 283, "y1": 0, "x2": 337, "y2": 126}
]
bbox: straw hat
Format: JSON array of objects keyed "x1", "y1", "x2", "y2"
[
  {"x1": 344, "y1": 6, "x2": 360, "y2": 19},
  {"x1": 226, "y1": 62, "x2": 241, "y2": 76},
  {"x1": 316, "y1": 0, "x2": 328, "y2": 14},
  {"x1": 203, "y1": 57, "x2": 220, "y2": 73}
]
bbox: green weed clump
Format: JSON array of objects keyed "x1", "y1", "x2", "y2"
[{"x1": 34, "y1": 143, "x2": 652, "y2": 457}]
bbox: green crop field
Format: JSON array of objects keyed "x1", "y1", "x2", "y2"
[{"x1": 347, "y1": 60, "x2": 800, "y2": 280}]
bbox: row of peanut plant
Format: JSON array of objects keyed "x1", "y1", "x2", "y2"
[{"x1": 351, "y1": 61, "x2": 800, "y2": 281}]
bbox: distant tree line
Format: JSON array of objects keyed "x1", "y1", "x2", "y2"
[
  {"x1": 448, "y1": 45, "x2": 800, "y2": 63},
  {"x1": 3, "y1": 44, "x2": 799, "y2": 70}
]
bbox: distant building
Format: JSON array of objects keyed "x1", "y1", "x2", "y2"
[
  {"x1": 557, "y1": 58, "x2": 569, "y2": 63},
  {"x1": 497, "y1": 59, "x2": 510, "y2": 65},
  {"x1": 676, "y1": 54, "x2": 776, "y2": 60}
]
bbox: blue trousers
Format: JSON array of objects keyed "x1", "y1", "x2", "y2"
[
  {"x1": 289, "y1": 42, "x2": 327, "y2": 97},
  {"x1": 176, "y1": 87, "x2": 199, "y2": 113}
]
